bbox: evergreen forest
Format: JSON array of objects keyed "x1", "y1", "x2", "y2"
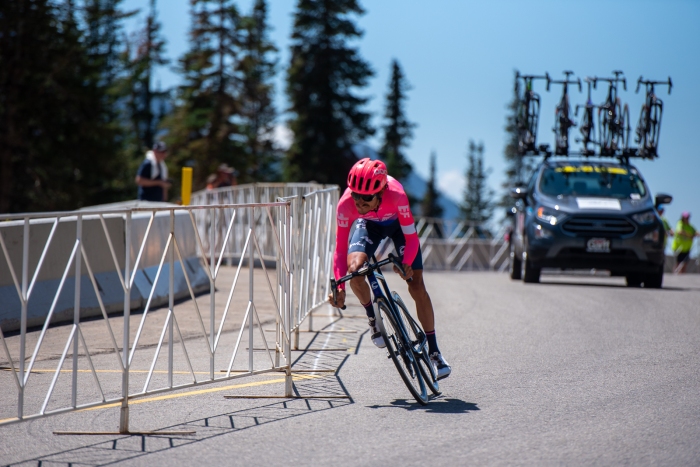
[{"x1": 0, "y1": 0, "x2": 496, "y2": 222}]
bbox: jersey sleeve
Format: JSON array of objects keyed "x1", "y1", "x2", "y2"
[
  {"x1": 333, "y1": 197, "x2": 354, "y2": 290},
  {"x1": 395, "y1": 191, "x2": 419, "y2": 265}
]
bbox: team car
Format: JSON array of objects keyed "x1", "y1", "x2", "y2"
[{"x1": 509, "y1": 158, "x2": 672, "y2": 287}]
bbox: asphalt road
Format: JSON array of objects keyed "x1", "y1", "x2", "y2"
[{"x1": 2, "y1": 271, "x2": 700, "y2": 466}]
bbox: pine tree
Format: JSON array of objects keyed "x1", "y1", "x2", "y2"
[
  {"x1": 420, "y1": 151, "x2": 443, "y2": 218},
  {"x1": 237, "y1": 0, "x2": 279, "y2": 182},
  {"x1": 162, "y1": 0, "x2": 245, "y2": 190},
  {"x1": 462, "y1": 140, "x2": 494, "y2": 229},
  {"x1": 122, "y1": 0, "x2": 169, "y2": 152},
  {"x1": 285, "y1": 0, "x2": 374, "y2": 185},
  {"x1": 0, "y1": 0, "x2": 126, "y2": 212},
  {"x1": 500, "y1": 70, "x2": 537, "y2": 210},
  {"x1": 380, "y1": 59, "x2": 415, "y2": 183},
  {"x1": 81, "y1": 0, "x2": 136, "y2": 201}
]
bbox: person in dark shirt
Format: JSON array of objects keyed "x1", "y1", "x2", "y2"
[{"x1": 136, "y1": 142, "x2": 171, "y2": 201}]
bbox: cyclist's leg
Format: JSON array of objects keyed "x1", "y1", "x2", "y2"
[
  {"x1": 391, "y1": 225, "x2": 451, "y2": 378},
  {"x1": 346, "y1": 219, "x2": 381, "y2": 306},
  {"x1": 389, "y1": 225, "x2": 434, "y2": 332}
]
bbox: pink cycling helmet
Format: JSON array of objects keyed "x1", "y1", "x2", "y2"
[{"x1": 347, "y1": 158, "x2": 388, "y2": 195}]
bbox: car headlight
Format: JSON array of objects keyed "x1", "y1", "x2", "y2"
[
  {"x1": 632, "y1": 210, "x2": 657, "y2": 225},
  {"x1": 536, "y1": 206, "x2": 560, "y2": 225}
]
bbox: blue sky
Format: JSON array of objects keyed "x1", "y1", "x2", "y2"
[{"x1": 124, "y1": 0, "x2": 700, "y2": 234}]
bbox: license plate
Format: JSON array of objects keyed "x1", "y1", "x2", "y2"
[{"x1": 586, "y1": 238, "x2": 610, "y2": 253}]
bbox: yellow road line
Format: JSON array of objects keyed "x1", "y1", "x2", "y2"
[
  {"x1": 2, "y1": 369, "x2": 280, "y2": 376},
  {"x1": 79, "y1": 373, "x2": 323, "y2": 411}
]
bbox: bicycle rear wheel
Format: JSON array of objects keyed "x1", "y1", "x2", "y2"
[
  {"x1": 376, "y1": 298, "x2": 428, "y2": 405},
  {"x1": 392, "y1": 292, "x2": 440, "y2": 396}
]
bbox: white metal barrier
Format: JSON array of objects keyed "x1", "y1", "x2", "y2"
[
  {"x1": 0, "y1": 201, "x2": 293, "y2": 433},
  {"x1": 191, "y1": 183, "x2": 329, "y2": 264},
  {"x1": 191, "y1": 183, "x2": 340, "y2": 349},
  {"x1": 414, "y1": 218, "x2": 511, "y2": 272}
]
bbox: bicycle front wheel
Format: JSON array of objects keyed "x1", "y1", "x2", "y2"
[
  {"x1": 392, "y1": 292, "x2": 440, "y2": 396},
  {"x1": 377, "y1": 298, "x2": 428, "y2": 405}
]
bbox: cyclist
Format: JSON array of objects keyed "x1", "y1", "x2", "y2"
[{"x1": 327, "y1": 158, "x2": 451, "y2": 380}]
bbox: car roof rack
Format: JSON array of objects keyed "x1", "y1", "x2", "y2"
[{"x1": 527, "y1": 144, "x2": 655, "y2": 165}]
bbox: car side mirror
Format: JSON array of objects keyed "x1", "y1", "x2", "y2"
[
  {"x1": 510, "y1": 187, "x2": 528, "y2": 200},
  {"x1": 655, "y1": 193, "x2": 672, "y2": 207}
]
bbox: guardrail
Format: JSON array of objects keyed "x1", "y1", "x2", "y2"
[
  {"x1": 0, "y1": 201, "x2": 294, "y2": 433},
  {"x1": 191, "y1": 183, "x2": 340, "y2": 348},
  {"x1": 414, "y1": 218, "x2": 511, "y2": 272}
]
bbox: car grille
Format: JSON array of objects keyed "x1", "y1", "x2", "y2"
[{"x1": 561, "y1": 217, "x2": 636, "y2": 237}]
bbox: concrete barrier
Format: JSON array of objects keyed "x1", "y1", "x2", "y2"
[{"x1": 0, "y1": 203, "x2": 208, "y2": 333}]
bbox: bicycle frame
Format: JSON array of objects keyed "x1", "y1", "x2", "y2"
[
  {"x1": 515, "y1": 72, "x2": 549, "y2": 155},
  {"x1": 593, "y1": 71, "x2": 628, "y2": 155},
  {"x1": 329, "y1": 253, "x2": 437, "y2": 403},
  {"x1": 634, "y1": 76, "x2": 672, "y2": 158},
  {"x1": 330, "y1": 255, "x2": 426, "y2": 357},
  {"x1": 547, "y1": 71, "x2": 581, "y2": 156},
  {"x1": 574, "y1": 77, "x2": 599, "y2": 155}
]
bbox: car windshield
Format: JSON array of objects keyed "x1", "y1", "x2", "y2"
[{"x1": 539, "y1": 165, "x2": 647, "y2": 199}]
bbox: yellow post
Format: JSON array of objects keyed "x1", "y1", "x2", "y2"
[{"x1": 181, "y1": 167, "x2": 193, "y2": 205}]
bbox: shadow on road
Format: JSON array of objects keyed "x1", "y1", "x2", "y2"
[
  {"x1": 368, "y1": 397, "x2": 479, "y2": 414},
  {"x1": 6, "y1": 376, "x2": 353, "y2": 466}
]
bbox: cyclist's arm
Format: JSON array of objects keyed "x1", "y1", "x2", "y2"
[
  {"x1": 396, "y1": 191, "x2": 419, "y2": 266},
  {"x1": 333, "y1": 201, "x2": 353, "y2": 291}
]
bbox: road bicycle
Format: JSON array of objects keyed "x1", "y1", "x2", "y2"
[
  {"x1": 515, "y1": 72, "x2": 549, "y2": 155},
  {"x1": 574, "y1": 77, "x2": 599, "y2": 156},
  {"x1": 547, "y1": 71, "x2": 581, "y2": 156},
  {"x1": 635, "y1": 76, "x2": 672, "y2": 158},
  {"x1": 330, "y1": 253, "x2": 440, "y2": 405},
  {"x1": 593, "y1": 71, "x2": 630, "y2": 156}
]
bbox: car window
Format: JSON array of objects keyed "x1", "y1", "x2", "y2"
[{"x1": 539, "y1": 165, "x2": 646, "y2": 199}]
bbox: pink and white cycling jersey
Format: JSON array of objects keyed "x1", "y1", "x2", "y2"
[{"x1": 334, "y1": 176, "x2": 418, "y2": 287}]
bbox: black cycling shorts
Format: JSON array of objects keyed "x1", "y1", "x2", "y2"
[{"x1": 347, "y1": 218, "x2": 423, "y2": 270}]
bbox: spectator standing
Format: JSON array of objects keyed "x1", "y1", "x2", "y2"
[
  {"x1": 657, "y1": 206, "x2": 673, "y2": 250},
  {"x1": 206, "y1": 164, "x2": 238, "y2": 190},
  {"x1": 672, "y1": 211, "x2": 699, "y2": 274},
  {"x1": 136, "y1": 142, "x2": 171, "y2": 201}
]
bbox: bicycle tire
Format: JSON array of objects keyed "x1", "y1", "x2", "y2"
[
  {"x1": 635, "y1": 105, "x2": 648, "y2": 148},
  {"x1": 599, "y1": 106, "x2": 612, "y2": 155},
  {"x1": 527, "y1": 96, "x2": 539, "y2": 149},
  {"x1": 391, "y1": 292, "x2": 440, "y2": 396},
  {"x1": 648, "y1": 101, "x2": 662, "y2": 153},
  {"x1": 376, "y1": 298, "x2": 428, "y2": 405},
  {"x1": 620, "y1": 104, "x2": 630, "y2": 150}
]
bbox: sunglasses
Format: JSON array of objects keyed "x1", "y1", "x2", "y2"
[{"x1": 351, "y1": 192, "x2": 377, "y2": 202}]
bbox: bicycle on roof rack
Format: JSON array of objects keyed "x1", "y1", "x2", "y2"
[
  {"x1": 515, "y1": 71, "x2": 549, "y2": 155},
  {"x1": 547, "y1": 71, "x2": 581, "y2": 156},
  {"x1": 634, "y1": 76, "x2": 672, "y2": 159},
  {"x1": 593, "y1": 71, "x2": 630, "y2": 156},
  {"x1": 574, "y1": 77, "x2": 600, "y2": 156}
]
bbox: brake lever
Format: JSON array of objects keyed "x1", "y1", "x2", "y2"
[
  {"x1": 388, "y1": 253, "x2": 413, "y2": 283},
  {"x1": 329, "y1": 279, "x2": 346, "y2": 310}
]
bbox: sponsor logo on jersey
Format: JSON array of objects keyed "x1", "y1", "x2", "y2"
[
  {"x1": 398, "y1": 205, "x2": 410, "y2": 219},
  {"x1": 361, "y1": 235, "x2": 374, "y2": 245},
  {"x1": 399, "y1": 245, "x2": 406, "y2": 256},
  {"x1": 338, "y1": 212, "x2": 349, "y2": 228}
]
